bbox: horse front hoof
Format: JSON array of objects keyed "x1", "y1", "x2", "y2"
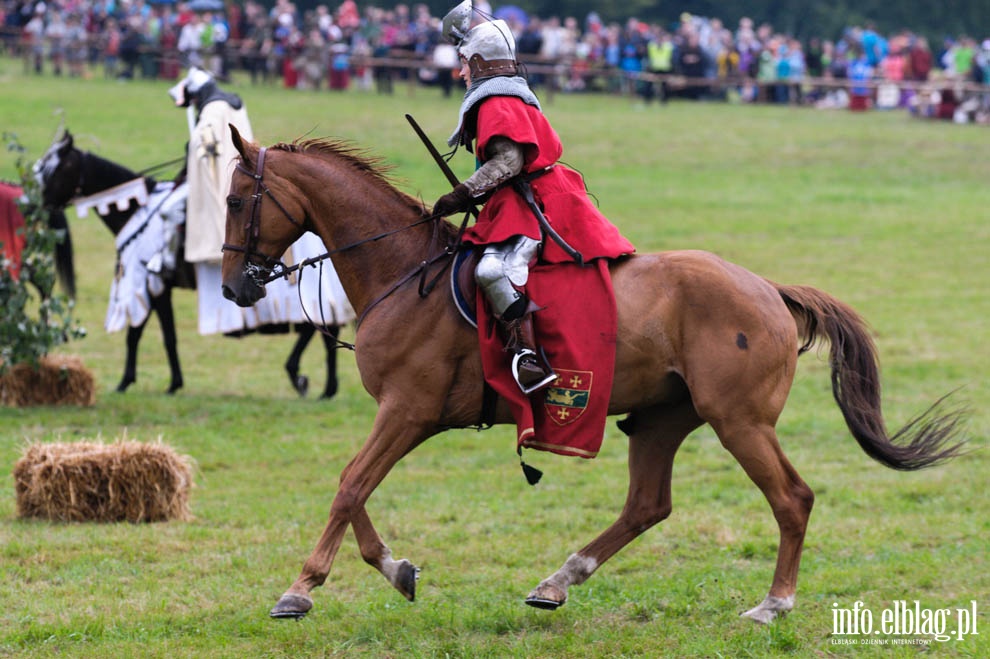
[
  {"x1": 270, "y1": 592, "x2": 313, "y2": 619},
  {"x1": 292, "y1": 374, "x2": 309, "y2": 397},
  {"x1": 116, "y1": 377, "x2": 135, "y2": 393},
  {"x1": 525, "y1": 582, "x2": 566, "y2": 610},
  {"x1": 395, "y1": 559, "x2": 419, "y2": 602},
  {"x1": 167, "y1": 379, "x2": 183, "y2": 395}
]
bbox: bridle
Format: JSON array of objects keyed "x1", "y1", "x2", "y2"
[
  {"x1": 35, "y1": 148, "x2": 83, "y2": 207},
  {"x1": 221, "y1": 146, "x2": 466, "y2": 338},
  {"x1": 222, "y1": 147, "x2": 305, "y2": 286}
]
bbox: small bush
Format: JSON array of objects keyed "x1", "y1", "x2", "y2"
[{"x1": 0, "y1": 133, "x2": 85, "y2": 374}]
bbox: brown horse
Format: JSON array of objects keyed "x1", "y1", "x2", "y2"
[{"x1": 220, "y1": 126, "x2": 964, "y2": 624}]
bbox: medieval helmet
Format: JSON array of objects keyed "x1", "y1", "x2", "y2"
[
  {"x1": 442, "y1": 1, "x2": 518, "y2": 81},
  {"x1": 441, "y1": 0, "x2": 473, "y2": 46},
  {"x1": 168, "y1": 67, "x2": 214, "y2": 108}
]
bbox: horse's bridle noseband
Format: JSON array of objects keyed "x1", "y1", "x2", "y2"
[{"x1": 222, "y1": 146, "x2": 305, "y2": 284}]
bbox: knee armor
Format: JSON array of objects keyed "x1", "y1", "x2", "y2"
[{"x1": 475, "y1": 235, "x2": 540, "y2": 317}]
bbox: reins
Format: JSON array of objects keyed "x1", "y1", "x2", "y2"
[{"x1": 136, "y1": 156, "x2": 186, "y2": 179}]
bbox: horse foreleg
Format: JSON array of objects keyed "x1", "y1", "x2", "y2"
[
  {"x1": 527, "y1": 402, "x2": 701, "y2": 610},
  {"x1": 285, "y1": 324, "x2": 314, "y2": 397},
  {"x1": 351, "y1": 507, "x2": 419, "y2": 600},
  {"x1": 151, "y1": 287, "x2": 183, "y2": 394},
  {"x1": 117, "y1": 323, "x2": 146, "y2": 392},
  {"x1": 319, "y1": 325, "x2": 340, "y2": 399},
  {"x1": 271, "y1": 407, "x2": 432, "y2": 619},
  {"x1": 710, "y1": 418, "x2": 814, "y2": 624}
]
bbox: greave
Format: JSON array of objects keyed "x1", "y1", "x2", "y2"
[{"x1": 500, "y1": 310, "x2": 556, "y2": 395}]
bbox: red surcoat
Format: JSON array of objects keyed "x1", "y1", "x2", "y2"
[{"x1": 462, "y1": 96, "x2": 635, "y2": 263}]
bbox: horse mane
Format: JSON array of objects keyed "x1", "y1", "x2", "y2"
[{"x1": 269, "y1": 137, "x2": 429, "y2": 217}]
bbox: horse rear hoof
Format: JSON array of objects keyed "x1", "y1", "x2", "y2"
[
  {"x1": 270, "y1": 593, "x2": 313, "y2": 619},
  {"x1": 741, "y1": 595, "x2": 794, "y2": 624},
  {"x1": 320, "y1": 379, "x2": 338, "y2": 400}
]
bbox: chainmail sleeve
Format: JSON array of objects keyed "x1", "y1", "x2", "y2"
[{"x1": 462, "y1": 136, "x2": 525, "y2": 198}]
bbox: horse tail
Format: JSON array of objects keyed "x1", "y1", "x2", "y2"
[
  {"x1": 48, "y1": 208, "x2": 76, "y2": 298},
  {"x1": 775, "y1": 283, "x2": 966, "y2": 471}
]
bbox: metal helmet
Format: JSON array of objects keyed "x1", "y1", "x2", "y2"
[
  {"x1": 441, "y1": 0, "x2": 473, "y2": 46},
  {"x1": 458, "y1": 19, "x2": 518, "y2": 80}
]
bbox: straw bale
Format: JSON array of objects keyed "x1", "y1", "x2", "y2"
[
  {"x1": 13, "y1": 438, "x2": 194, "y2": 523},
  {"x1": 0, "y1": 354, "x2": 96, "y2": 407}
]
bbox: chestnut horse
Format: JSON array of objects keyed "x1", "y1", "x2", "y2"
[{"x1": 220, "y1": 126, "x2": 964, "y2": 623}]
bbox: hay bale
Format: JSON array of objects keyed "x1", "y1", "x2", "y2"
[
  {"x1": 0, "y1": 354, "x2": 96, "y2": 407},
  {"x1": 13, "y1": 438, "x2": 194, "y2": 523}
]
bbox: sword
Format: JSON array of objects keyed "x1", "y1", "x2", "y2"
[
  {"x1": 406, "y1": 113, "x2": 584, "y2": 266},
  {"x1": 405, "y1": 113, "x2": 478, "y2": 219},
  {"x1": 512, "y1": 177, "x2": 584, "y2": 266}
]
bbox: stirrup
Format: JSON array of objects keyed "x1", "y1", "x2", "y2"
[{"x1": 511, "y1": 349, "x2": 557, "y2": 395}]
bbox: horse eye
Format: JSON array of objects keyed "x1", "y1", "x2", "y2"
[{"x1": 227, "y1": 195, "x2": 243, "y2": 212}]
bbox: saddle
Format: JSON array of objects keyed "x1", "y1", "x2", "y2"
[{"x1": 451, "y1": 247, "x2": 479, "y2": 328}]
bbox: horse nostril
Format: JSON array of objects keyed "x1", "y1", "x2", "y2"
[{"x1": 222, "y1": 285, "x2": 236, "y2": 301}]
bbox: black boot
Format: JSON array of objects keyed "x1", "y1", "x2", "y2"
[{"x1": 501, "y1": 311, "x2": 557, "y2": 395}]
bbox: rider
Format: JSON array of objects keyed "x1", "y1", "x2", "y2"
[
  {"x1": 432, "y1": 1, "x2": 634, "y2": 394},
  {"x1": 168, "y1": 66, "x2": 251, "y2": 271},
  {"x1": 168, "y1": 66, "x2": 265, "y2": 335}
]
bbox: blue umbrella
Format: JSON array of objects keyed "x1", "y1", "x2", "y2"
[
  {"x1": 494, "y1": 5, "x2": 528, "y2": 27},
  {"x1": 187, "y1": 0, "x2": 224, "y2": 12}
]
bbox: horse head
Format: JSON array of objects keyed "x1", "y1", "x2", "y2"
[
  {"x1": 222, "y1": 124, "x2": 309, "y2": 307},
  {"x1": 34, "y1": 129, "x2": 84, "y2": 209}
]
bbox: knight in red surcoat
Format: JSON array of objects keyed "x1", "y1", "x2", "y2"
[{"x1": 432, "y1": 0, "x2": 635, "y2": 394}]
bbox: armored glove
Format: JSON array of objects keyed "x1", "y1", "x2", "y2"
[{"x1": 432, "y1": 183, "x2": 474, "y2": 217}]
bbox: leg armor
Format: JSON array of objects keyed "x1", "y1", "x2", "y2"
[
  {"x1": 475, "y1": 235, "x2": 540, "y2": 317},
  {"x1": 475, "y1": 235, "x2": 555, "y2": 394}
]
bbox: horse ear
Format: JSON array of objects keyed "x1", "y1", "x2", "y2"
[
  {"x1": 62, "y1": 130, "x2": 74, "y2": 151},
  {"x1": 230, "y1": 123, "x2": 247, "y2": 159}
]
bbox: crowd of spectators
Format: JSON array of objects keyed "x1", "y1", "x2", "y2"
[{"x1": 3, "y1": 0, "x2": 989, "y2": 122}]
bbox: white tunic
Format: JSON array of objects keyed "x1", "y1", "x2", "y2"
[{"x1": 102, "y1": 185, "x2": 353, "y2": 335}]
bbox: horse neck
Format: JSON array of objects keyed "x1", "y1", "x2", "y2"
[
  {"x1": 80, "y1": 151, "x2": 156, "y2": 235},
  {"x1": 302, "y1": 160, "x2": 451, "y2": 318}
]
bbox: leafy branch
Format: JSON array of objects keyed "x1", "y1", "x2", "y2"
[{"x1": 0, "y1": 133, "x2": 86, "y2": 373}]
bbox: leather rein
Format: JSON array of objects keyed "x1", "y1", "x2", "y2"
[{"x1": 221, "y1": 147, "x2": 465, "y2": 348}]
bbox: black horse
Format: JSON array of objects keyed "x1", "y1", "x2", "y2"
[{"x1": 35, "y1": 130, "x2": 343, "y2": 396}]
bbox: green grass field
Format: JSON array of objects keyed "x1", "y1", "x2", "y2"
[{"x1": 1, "y1": 59, "x2": 988, "y2": 657}]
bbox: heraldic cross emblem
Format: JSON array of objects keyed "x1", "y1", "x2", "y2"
[{"x1": 544, "y1": 369, "x2": 593, "y2": 426}]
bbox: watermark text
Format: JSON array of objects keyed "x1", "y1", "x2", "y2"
[{"x1": 831, "y1": 600, "x2": 979, "y2": 643}]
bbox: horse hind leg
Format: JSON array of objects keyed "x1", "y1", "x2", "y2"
[
  {"x1": 527, "y1": 401, "x2": 702, "y2": 609},
  {"x1": 710, "y1": 417, "x2": 814, "y2": 624}
]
